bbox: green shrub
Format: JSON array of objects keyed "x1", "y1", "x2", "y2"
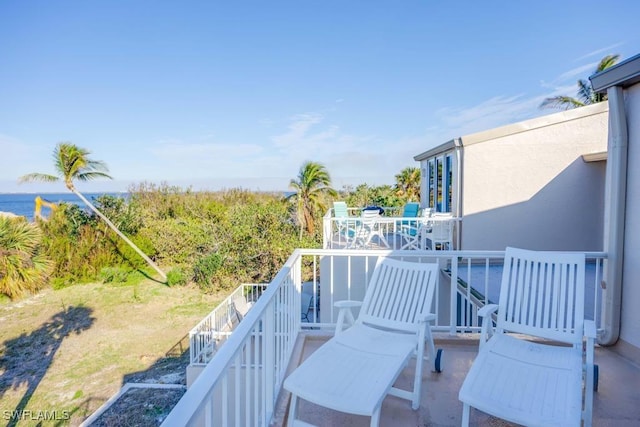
[
  {"x1": 115, "y1": 234, "x2": 157, "y2": 269},
  {"x1": 0, "y1": 216, "x2": 52, "y2": 298},
  {"x1": 99, "y1": 267, "x2": 131, "y2": 283},
  {"x1": 40, "y1": 205, "x2": 128, "y2": 283},
  {"x1": 166, "y1": 267, "x2": 188, "y2": 287},
  {"x1": 94, "y1": 194, "x2": 142, "y2": 234},
  {"x1": 51, "y1": 276, "x2": 76, "y2": 290},
  {"x1": 193, "y1": 253, "x2": 223, "y2": 287}
]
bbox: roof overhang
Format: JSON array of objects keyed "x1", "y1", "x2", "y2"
[
  {"x1": 590, "y1": 53, "x2": 640, "y2": 93},
  {"x1": 414, "y1": 139, "x2": 457, "y2": 161},
  {"x1": 582, "y1": 151, "x2": 608, "y2": 162}
]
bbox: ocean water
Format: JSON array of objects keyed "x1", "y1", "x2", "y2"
[{"x1": 0, "y1": 193, "x2": 125, "y2": 221}]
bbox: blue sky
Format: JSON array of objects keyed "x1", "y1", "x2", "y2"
[{"x1": 1, "y1": 1, "x2": 639, "y2": 193}]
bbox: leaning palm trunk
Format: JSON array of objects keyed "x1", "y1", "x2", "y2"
[{"x1": 72, "y1": 190, "x2": 166, "y2": 280}]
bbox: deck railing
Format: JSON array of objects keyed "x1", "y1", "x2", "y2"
[
  {"x1": 189, "y1": 283, "x2": 267, "y2": 365},
  {"x1": 166, "y1": 249, "x2": 607, "y2": 426},
  {"x1": 322, "y1": 206, "x2": 460, "y2": 250}
]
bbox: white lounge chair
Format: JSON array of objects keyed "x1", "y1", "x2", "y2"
[
  {"x1": 284, "y1": 257, "x2": 442, "y2": 426},
  {"x1": 458, "y1": 247, "x2": 596, "y2": 426}
]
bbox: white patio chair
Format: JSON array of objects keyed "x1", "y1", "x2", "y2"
[
  {"x1": 421, "y1": 216, "x2": 453, "y2": 250},
  {"x1": 333, "y1": 201, "x2": 357, "y2": 244},
  {"x1": 399, "y1": 208, "x2": 433, "y2": 249},
  {"x1": 284, "y1": 257, "x2": 442, "y2": 427},
  {"x1": 350, "y1": 209, "x2": 388, "y2": 248},
  {"x1": 458, "y1": 247, "x2": 596, "y2": 427},
  {"x1": 399, "y1": 219, "x2": 426, "y2": 249},
  {"x1": 300, "y1": 291, "x2": 314, "y2": 322}
]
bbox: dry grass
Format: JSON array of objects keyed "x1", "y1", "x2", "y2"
[{"x1": 0, "y1": 279, "x2": 221, "y2": 426}]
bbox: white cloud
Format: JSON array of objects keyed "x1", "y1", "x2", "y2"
[
  {"x1": 433, "y1": 94, "x2": 545, "y2": 139},
  {"x1": 555, "y1": 63, "x2": 597, "y2": 83},
  {"x1": 575, "y1": 43, "x2": 624, "y2": 62},
  {"x1": 272, "y1": 113, "x2": 325, "y2": 148}
]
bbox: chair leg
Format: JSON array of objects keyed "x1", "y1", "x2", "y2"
[
  {"x1": 288, "y1": 394, "x2": 298, "y2": 426},
  {"x1": 425, "y1": 326, "x2": 438, "y2": 372},
  {"x1": 412, "y1": 339, "x2": 425, "y2": 409},
  {"x1": 370, "y1": 407, "x2": 381, "y2": 427},
  {"x1": 461, "y1": 403, "x2": 470, "y2": 427}
]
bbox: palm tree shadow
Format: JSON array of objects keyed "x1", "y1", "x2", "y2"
[
  {"x1": 122, "y1": 333, "x2": 190, "y2": 385},
  {"x1": 0, "y1": 306, "x2": 95, "y2": 427}
]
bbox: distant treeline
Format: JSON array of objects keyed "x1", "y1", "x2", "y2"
[{"x1": 1, "y1": 180, "x2": 415, "y2": 298}]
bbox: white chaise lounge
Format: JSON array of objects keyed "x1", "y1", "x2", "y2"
[
  {"x1": 458, "y1": 247, "x2": 596, "y2": 426},
  {"x1": 284, "y1": 257, "x2": 442, "y2": 427}
]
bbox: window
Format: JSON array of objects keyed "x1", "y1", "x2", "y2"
[
  {"x1": 426, "y1": 152, "x2": 454, "y2": 213},
  {"x1": 428, "y1": 159, "x2": 435, "y2": 208}
]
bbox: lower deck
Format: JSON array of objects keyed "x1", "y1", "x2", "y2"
[{"x1": 273, "y1": 332, "x2": 640, "y2": 426}]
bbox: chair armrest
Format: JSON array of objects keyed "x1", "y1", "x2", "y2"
[
  {"x1": 477, "y1": 304, "x2": 498, "y2": 318},
  {"x1": 478, "y1": 304, "x2": 498, "y2": 349},
  {"x1": 418, "y1": 313, "x2": 436, "y2": 323},
  {"x1": 334, "y1": 300, "x2": 362, "y2": 309},
  {"x1": 334, "y1": 301, "x2": 361, "y2": 335}
]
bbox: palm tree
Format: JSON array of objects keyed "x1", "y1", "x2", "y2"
[
  {"x1": 540, "y1": 54, "x2": 620, "y2": 110},
  {"x1": 0, "y1": 216, "x2": 52, "y2": 298},
  {"x1": 395, "y1": 167, "x2": 421, "y2": 202},
  {"x1": 288, "y1": 161, "x2": 337, "y2": 238},
  {"x1": 19, "y1": 142, "x2": 166, "y2": 280}
]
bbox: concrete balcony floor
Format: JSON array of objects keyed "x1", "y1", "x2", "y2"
[{"x1": 273, "y1": 332, "x2": 640, "y2": 426}]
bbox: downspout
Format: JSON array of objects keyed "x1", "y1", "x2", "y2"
[
  {"x1": 600, "y1": 86, "x2": 628, "y2": 346},
  {"x1": 454, "y1": 138, "x2": 463, "y2": 249}
]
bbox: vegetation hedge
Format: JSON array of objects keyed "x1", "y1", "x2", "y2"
[{"x1": 2, "y1": 178, "x2": 416, "y2": 299}]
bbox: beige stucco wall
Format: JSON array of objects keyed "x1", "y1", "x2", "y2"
[
  {"x1": 459, "y1": 103, "x2": 608, "y2": 251},
  {"x1": 620, "y1": 83, "x2": 640, "y2": 349}
]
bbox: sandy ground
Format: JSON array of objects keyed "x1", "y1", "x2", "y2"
[{"x1": 0, "y1": 280, "x2": 221, "y2": 426}]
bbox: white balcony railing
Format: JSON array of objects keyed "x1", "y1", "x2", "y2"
[
  {"x1": 322, "y1": 206, "x2": 461, "y2": 250},
  {"x1": 165, "y1": 249, "x2": 606, "y2": 426},
  {"x1": 190, "y1": 283, "x2": 267, "y2": 365}
]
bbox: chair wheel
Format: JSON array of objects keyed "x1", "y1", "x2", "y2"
[
  {"x1": 594, "y1": 364, "x2": 599, "y2": 392},
  {"x1": 435, "y1": 348, "x2": 443, "y2": 373}
]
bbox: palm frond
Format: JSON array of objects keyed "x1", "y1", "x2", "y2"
[
  {"x1": 18, "y1": 173, "x2": 59, "y2": 183},
  {"x1": 76, "y1": 171, "x2": 113, "y2": 181},
  {"x1": 597, "y1": 54, "x2": 620, "y2": 72},
  {"x1": 539, "y1": 96, "x2": 584, "y2": 110},
  {"x1": 577, "y1": 79, "x2": 595, "y2": 105},
  {"x1": 540, "y1": 54, "x2": 620, "y2": 111}
]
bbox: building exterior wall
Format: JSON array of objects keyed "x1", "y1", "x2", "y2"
[
  {"x1": 417, "y1": 103, "x2": 608, "y2": 251},
  {"x1": 620, "y1": 83, "x2": 640, "y2": 349},
  {"x1": 461, "y1": 103, "x2": 608, "y2": 250}
]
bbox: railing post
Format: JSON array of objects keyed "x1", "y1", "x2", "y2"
[
  {"x1": 450, "y1": 255, "x2": 458, "y2": 336},
  {"x1": 323, "y1": 212, "x2": 332, "y2": 249},
  {"x1": 263, "y1": 299, "x2": 275, "y2": 424}
]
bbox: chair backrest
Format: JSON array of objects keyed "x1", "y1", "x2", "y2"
[
  {"x1": 333, "y1": 201, "x2": 348, "y2": 218},
  {"x1": 301, "y1": 292, "x2": 313, "y2": 321},
  {"x1": 431, "y1": 218, "x2": 453, "y2": 241},
  {"x1": 497, "y1": 247, "x2": 586, "y2": 345},
  {"x1": 402, "y1": 202, "x2": 420, "y2": 218},
  {"x1": 357, "y1": 257, "x2": 439, "y2": 334},
  {"x1": 360, "y1": 208, "x2": 381, "y2": 225}
]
